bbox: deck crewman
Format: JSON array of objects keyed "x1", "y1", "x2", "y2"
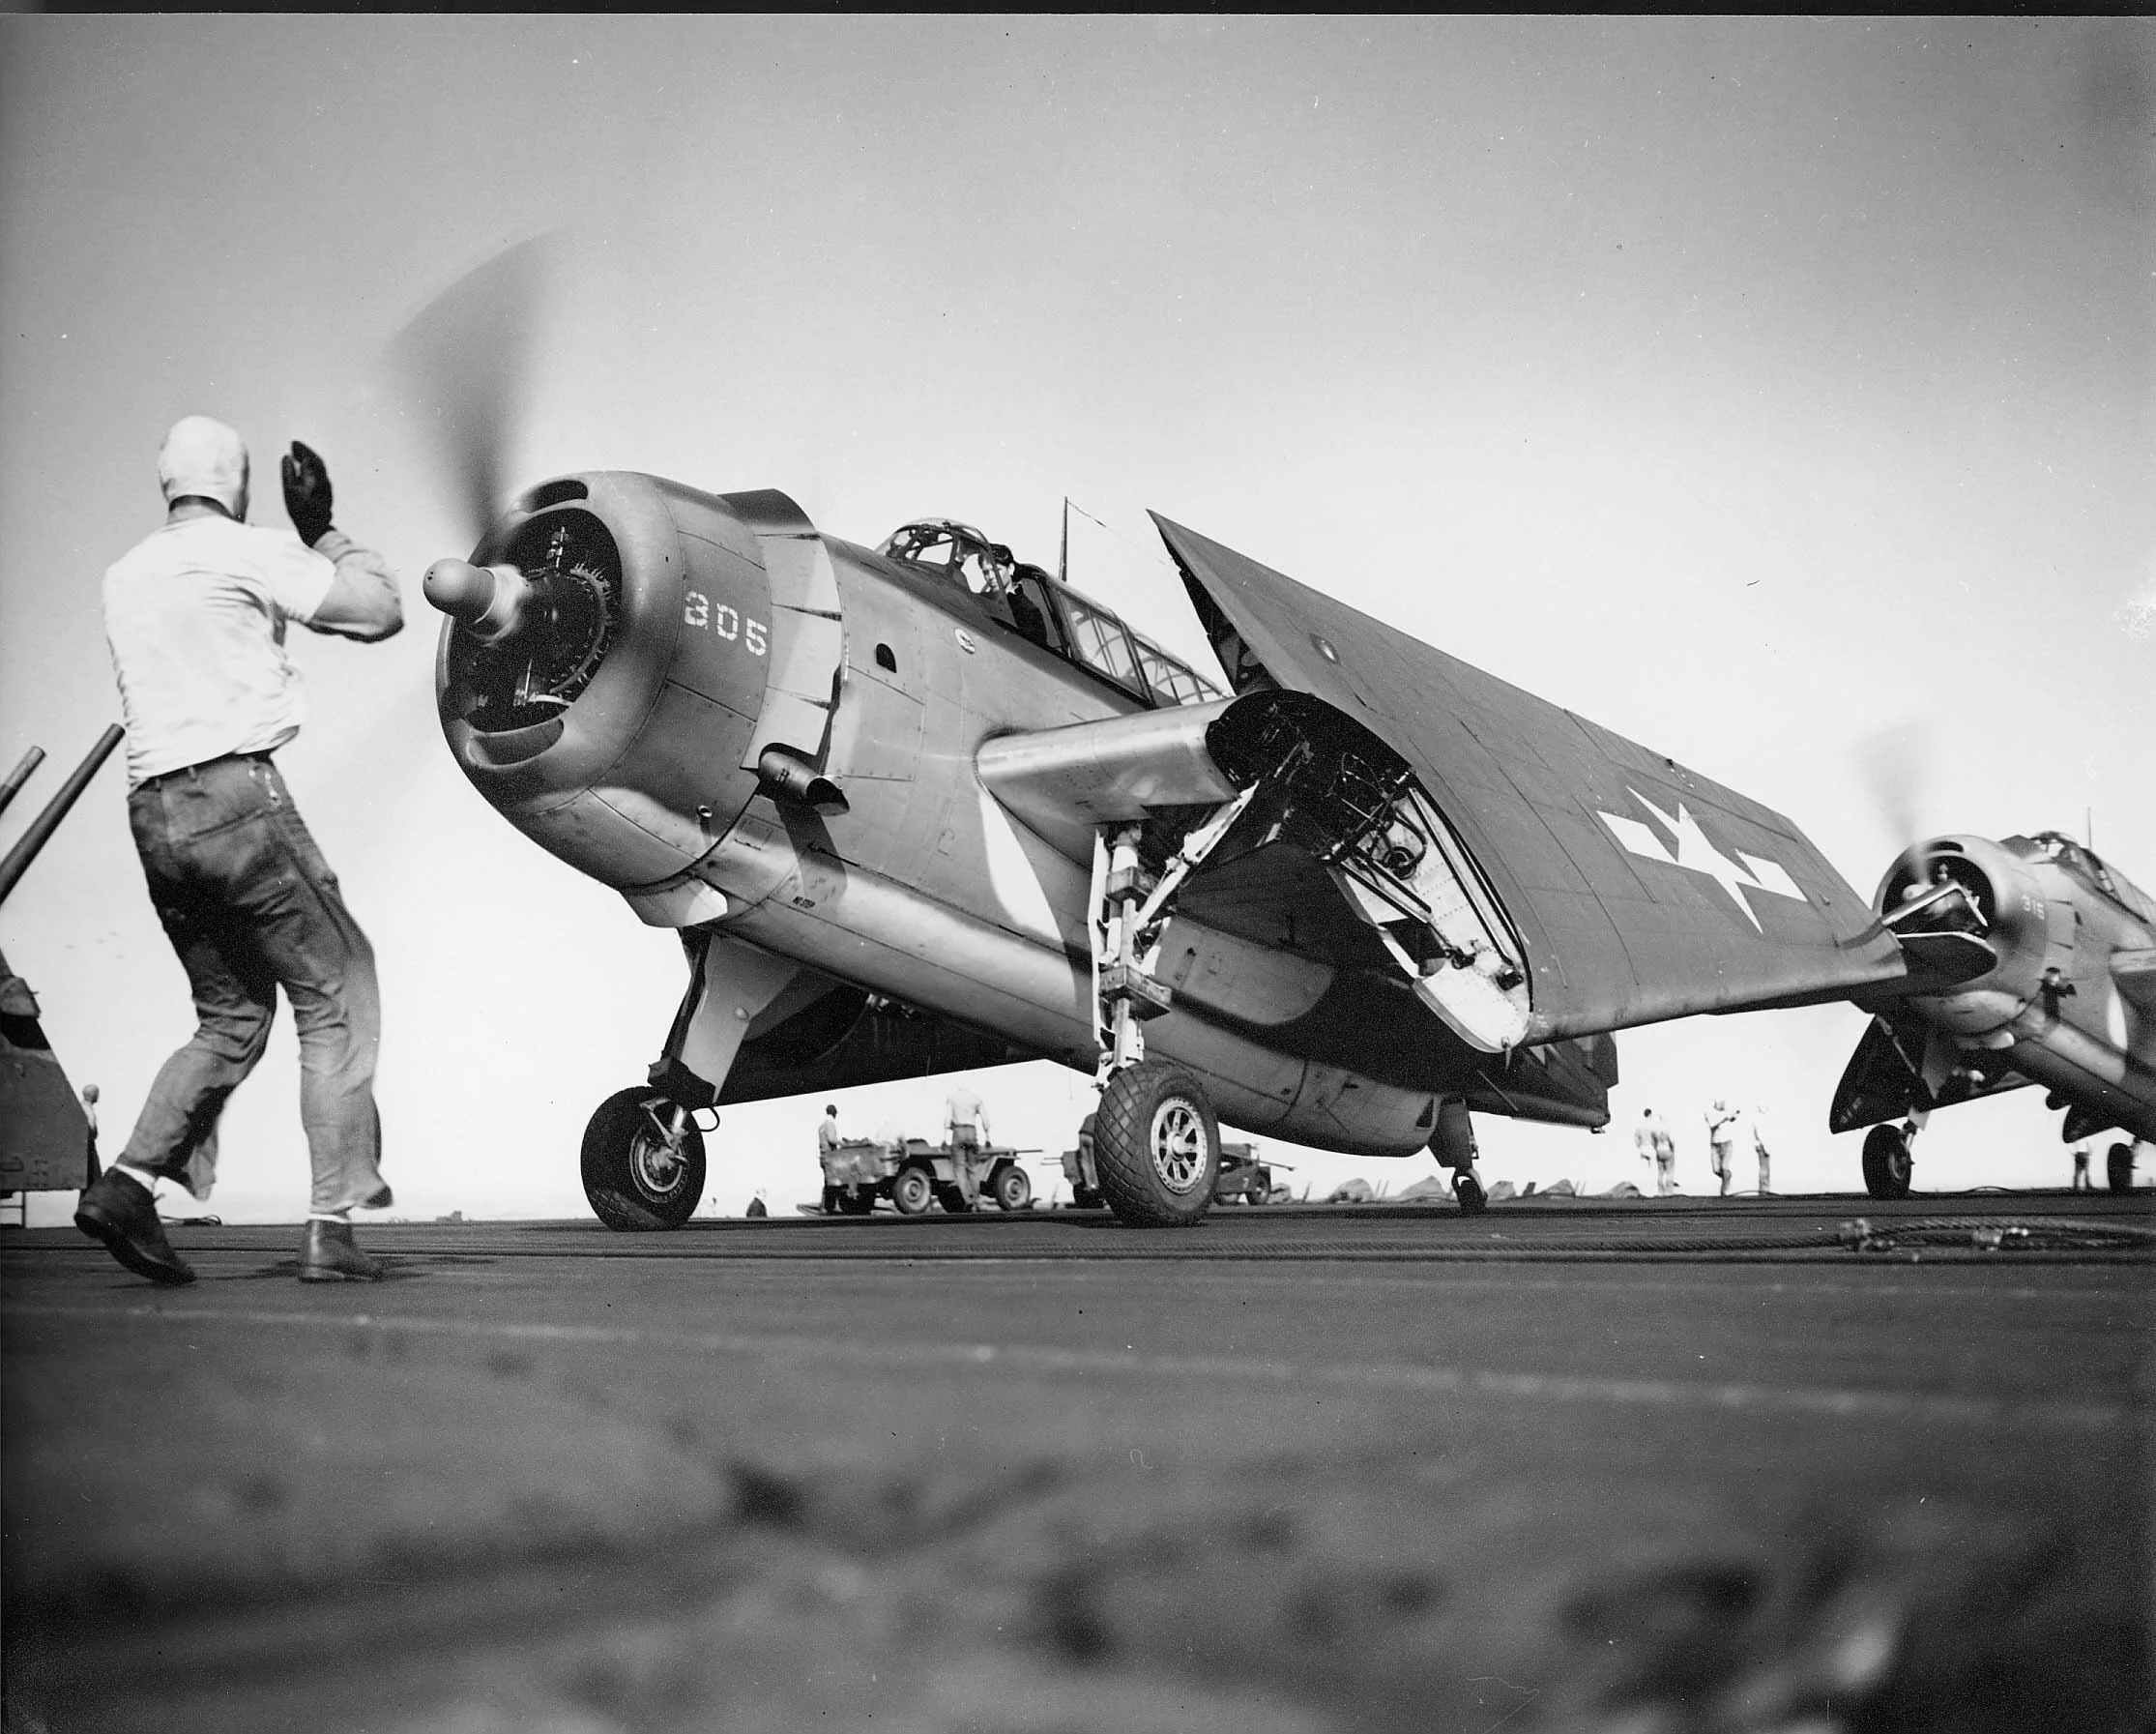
[
  {"x1": 945, "y1": 1081, "x2": 990, "y2": 1160},
  {"x1": 77, "y1": 417, "x2": 403, "y2": 1284}
]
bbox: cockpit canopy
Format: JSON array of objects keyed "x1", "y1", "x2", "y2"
[
  {"x1": 878, "y1": 517, "x2": 1222, "y2": 711},
  {"x1": 879, "y1": 519, "x2": 1011, "y2": 596},
  {"x1": 2016, "y1": 832, "x2": 2154, "y2": 923}
]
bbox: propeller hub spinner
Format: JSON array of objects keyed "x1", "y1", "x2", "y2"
[{"x1": 423, "y1": 558, "x2": 531, "y2": 642}]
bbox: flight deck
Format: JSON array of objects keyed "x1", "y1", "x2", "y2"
[{"x1": 5, "y1": 1191, "x2": 2148, "y2": 1733}]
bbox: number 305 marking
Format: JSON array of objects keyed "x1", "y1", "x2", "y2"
[{"x1": 683, "y1": 592, "x2": 768, "y2": 656}]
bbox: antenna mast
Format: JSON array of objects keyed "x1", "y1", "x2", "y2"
[{"x1": 1059, "y1": 497, "x2": 1069, "y2": 586}]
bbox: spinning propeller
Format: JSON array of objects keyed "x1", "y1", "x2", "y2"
[
  {"x1": 384, "y1": 236, "x2": 588, "y2": 670},
  {"x1": 387, "y1": 232, "x2": 554, "y2": 545}
]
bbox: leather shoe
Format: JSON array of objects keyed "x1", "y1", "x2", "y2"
[
  {"x1": 74, "y1": 1169, "x2": 195, "y2": 1286},
  {"x1": 298, "y1": 1218, "x2": 384, "y2": 1282}
]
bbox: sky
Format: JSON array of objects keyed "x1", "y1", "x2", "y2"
[{"x1": 3, "y1": 16, "x2": 2151, "y2": 1225}]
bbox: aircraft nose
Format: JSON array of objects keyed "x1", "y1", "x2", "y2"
[{"x1": 431, "y1": 472, "x2": 778, "y2": 890}]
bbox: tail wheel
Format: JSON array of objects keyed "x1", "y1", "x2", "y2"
[
  {"x1": 890, "y1": 1165, "x2": 935, "y2": 1217},
  {"x1": 581, "y1": 1087, "x2": 705, "y2": 1231},
  {"x1": 1093, "y1": 1062, "x2": 1221, "y2": 1228},
  {"x1": 990, "y1": 1162, "x2": 1033, "y2": 1212},
  {"x1": 934, "y1": 1183, "x2": 975, "y2": 1215},
  {"x1": 2108, "y1": 1142, "x2": 2135, "y2": 1193},
  {"x1": 1861, "y1": 1124, "x2": 1914, "y2": 1200}
]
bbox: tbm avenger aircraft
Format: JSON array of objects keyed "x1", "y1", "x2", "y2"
[
  {"x1": 1829, "y1": 829, "x2": 2155, "y2": 1196},
  {"x1": 419, "y1": 483, "x2": 2154, "y2": 1226}
]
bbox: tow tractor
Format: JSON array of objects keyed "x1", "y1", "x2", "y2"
[
  {"x1": 1210, "y1": 1145, "x2": 1292, "y2": 1206},
  {"x1": 1062, "y1": 1117, "x2": 1283, "y2": 1208},
  {"x1": 818, "y1": 1136, "x2": 1035, "y2": 1217}
]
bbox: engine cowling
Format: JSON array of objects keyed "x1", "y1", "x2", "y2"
[
  {"x1": 429, "y1": 474, "x2": 787, "y2": 892},
  {"x1": 1875, "y1": 835, "x2": 2062, "y2": 1038}
]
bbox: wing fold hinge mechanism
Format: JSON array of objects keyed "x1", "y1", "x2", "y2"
[
  {"x1": 1090, "y1": 785, "x2": 1259, "y2": 1076},
  {"x1": 1323, "y1": 779, "x2": 1532, "y2": 1053},
  {"x1": 1201, "y1": 691, "x2": 1532, "y2": 1053}
]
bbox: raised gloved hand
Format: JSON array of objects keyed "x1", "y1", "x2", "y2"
[{"x1": 280, "y1": 440, "x2": 335, "y2": 545}]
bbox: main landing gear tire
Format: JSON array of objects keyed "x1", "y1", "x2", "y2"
[
  {"x1": 581, "y1": 1087, "x2": 705, "y2": 1231},
  {"x1": 2109, "y1": 1142, "x2": 2136, "y2": 1194},
  {"x1": 1862, "y1": 1123, "x2": 1914, "y2": 1200},
  {"x1": 990, "y1": 1161, "x2": 1033, "y2": 1212},
  {"x1": 1454, "y1": 1172, "x2": 1488, "y2": 1214},
  {"x1": 1093, "y1": 1062, "x2": 1221, "y2": 1228},
  {"x1": 891, "y1": 1165, "x2": 935, "y2": 1217}
]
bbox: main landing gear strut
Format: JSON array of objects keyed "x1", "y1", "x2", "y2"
[
  {"x1": 1076, "y1": 817, "x2": 1242, "y2": 1227},
  {"x1": 1075, "y1": 800, "x2": 1496, "y2": 1226}
]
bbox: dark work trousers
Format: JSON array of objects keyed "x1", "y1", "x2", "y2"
[{"x1": 121, "y1": 754, "x2": 388, "y2": 1216}]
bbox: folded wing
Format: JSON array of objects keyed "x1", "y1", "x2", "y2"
[{"x1": 1143, "y1": 514, "x2": 1907, "y2": 1041}]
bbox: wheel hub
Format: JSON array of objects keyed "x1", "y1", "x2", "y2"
[
  {"x1": 1149, "y1": 1100, "x2": 1209, "y2": 1195},
  {"x1": 630, "y1": 1115, "x2": 686, "y2": 1196}
]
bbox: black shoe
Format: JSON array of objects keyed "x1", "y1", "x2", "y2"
[
  {"x1": 298, "y1": 1219, "x2": 384, "y2": 1282},
  {"x1": 74, "y1": 1169, "x2": 195, "y2": 1286}
]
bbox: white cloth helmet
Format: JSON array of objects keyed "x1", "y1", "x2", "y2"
[{"x1": 156, "y1": 415, "x2": 248, "y2": 512}]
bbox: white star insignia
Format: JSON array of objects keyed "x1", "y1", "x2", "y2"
[{"x1": 1597, "y1": 791, "x2": 1807, "y2": 931}]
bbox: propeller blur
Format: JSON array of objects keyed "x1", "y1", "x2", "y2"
[{"x1": 386, "y1": 234, "x2": 555, "y2": 542}]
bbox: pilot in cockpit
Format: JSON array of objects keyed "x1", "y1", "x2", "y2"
[{"x1": 959, "y1": 540, "x2": 1014, "y2": 597}]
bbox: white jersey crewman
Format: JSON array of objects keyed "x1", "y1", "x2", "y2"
[
  {"x1": 77, "y1": 417, "x2": 402, "y2": 1285},
  {"x1": 946, "y1": 1082, "x2": 990, "y2": 1158}
]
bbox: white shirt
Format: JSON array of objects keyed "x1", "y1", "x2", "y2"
[
  {"x1": 946, "y1": 1085, "x2": 987, "y2": 1136},
  {"x1": 103, "y1": 516, "x2": 337, "y2": 786}
]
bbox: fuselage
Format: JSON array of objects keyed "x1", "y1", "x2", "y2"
[{"x1": 431, "y1": 477, "x2": 1608, "y2": 1157}]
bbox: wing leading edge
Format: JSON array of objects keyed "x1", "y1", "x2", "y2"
[{"x1": 1150, "y1": 514, "x2": 1905, "y2": 1041}]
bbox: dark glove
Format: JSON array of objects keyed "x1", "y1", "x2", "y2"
[{"x1": 280, "y1": 440, "x2": 335, "y2": 545}]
